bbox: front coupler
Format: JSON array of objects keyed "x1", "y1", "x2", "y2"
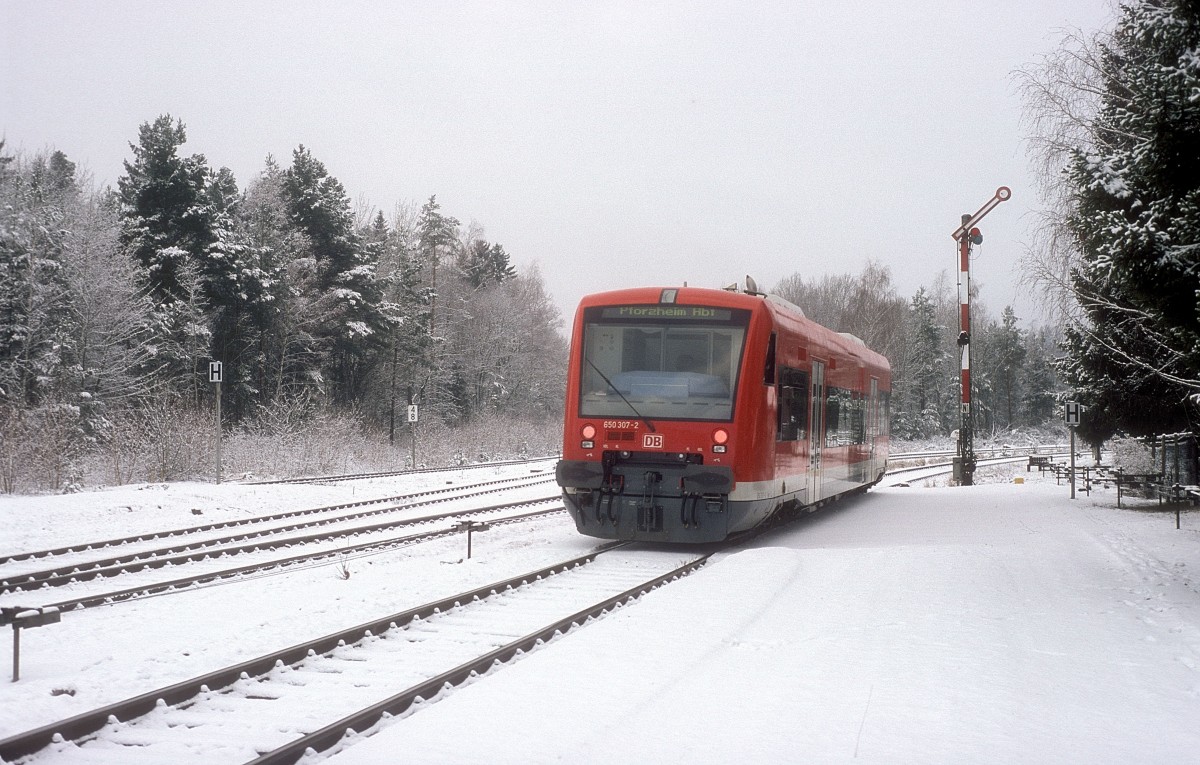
[{"x1": 556, "y1": 453, "x2": 734, "y2": 542}]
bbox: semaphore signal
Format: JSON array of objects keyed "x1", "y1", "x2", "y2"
[{"x1": 951, "y1": 186, "x2": 1011, "y2": 486}]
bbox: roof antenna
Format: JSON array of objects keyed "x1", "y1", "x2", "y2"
[{"x1": 745, "y1": 275, "x2": 763, "y2": 295}]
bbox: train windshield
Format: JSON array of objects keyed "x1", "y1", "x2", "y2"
[{"x1": 579, "y1": 305, "x2": 750, "y2": 421}]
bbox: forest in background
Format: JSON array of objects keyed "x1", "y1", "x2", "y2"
[
  {"x1": 0, "y1": 104, "x2": 1077, "y2": 495},
  {"x1": 0, "y1": 113, "x2": 1062, "y2": 494},
  {"x1": 0, "y1": 118, "x2": 566, "y2": 492}
]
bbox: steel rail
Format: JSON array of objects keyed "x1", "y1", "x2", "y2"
[
  {"x1": 4, "y1": 493, "x2": 560, "y2": 593},
  {"x1": 2, "y1": 478, "x2": 556, "y2": 592},
  {"x1": 24, "y1": 501, "x2": 567, "y2": 615},
  {"x1": 245, "y1": 455, "x2": 559, "y2": 485},
  {"x1": 0, "y1": 472, "x2": 554, "y2": 567},
  {"x1": 0, "y1": 541, "x2": 660, "y2": 763},
  {"x1": 248, "y1": 553, "x2": 710, "y2": 765},
  {"x1": 881, "y1": 454, "x2": 1060, "y2": 486},
  {"x1": 889, "y1": 444, "x2": 1067, "y2": 461}
]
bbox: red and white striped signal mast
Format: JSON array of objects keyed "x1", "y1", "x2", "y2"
[{"x1": 950, "y1": 186, "x2": 1011, "y2": 486}]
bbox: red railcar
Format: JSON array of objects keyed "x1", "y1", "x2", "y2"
[{"x1": 555, "y1": 285, "x2": 890, "y2": 543}]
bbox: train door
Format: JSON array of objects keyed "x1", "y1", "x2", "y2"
[{"x1": 808, "y1": 360, "x2": 825, "y2": 502}]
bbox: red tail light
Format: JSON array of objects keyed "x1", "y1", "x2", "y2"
[{"x1": 712, "y1": 428, "x2": 729, "y2": 453}]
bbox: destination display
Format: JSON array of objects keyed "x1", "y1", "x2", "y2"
[{"x1": 599, "y1": 305, "x2": 733, "y2": 321}]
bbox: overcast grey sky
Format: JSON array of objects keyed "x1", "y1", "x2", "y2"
[{"x1": 2, "y1": 0, "x2": 1116, "y2": 328}]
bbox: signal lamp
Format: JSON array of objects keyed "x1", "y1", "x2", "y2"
[{"x1": 581, "y1": 424, "x2": 596, "y2": 439}]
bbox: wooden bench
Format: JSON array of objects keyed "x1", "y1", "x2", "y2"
[
  {"x1": 1094, "y1": 470, "x2": 1163, "y2": 507},
  {"x1": 1027, "y1": 455, "x2": 1052, "y2": 472},
  {"x1": 1159, "y1": 483, "x2": 1200, "y2": 506}
]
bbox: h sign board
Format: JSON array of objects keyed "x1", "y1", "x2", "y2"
[
  {"x1": 407, "y1": 405, "x2": 419, "y2": 423},
  {"x1": 208, "y1": 361, "x2": 223, "y2": 384},
  {"x1": 1065, "y1": 402, "x2": 1082, "y2": 427}
]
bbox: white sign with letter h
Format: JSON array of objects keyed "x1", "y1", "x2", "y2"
[{"x1": 1064, "y1": 402, "x2": 1082, "y2": 427}]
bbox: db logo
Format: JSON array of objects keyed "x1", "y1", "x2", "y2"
[{"x1": 642, "y1": 433, "x2": 664, "y2": 449}]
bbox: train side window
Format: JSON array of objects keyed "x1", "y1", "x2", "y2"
[
  {"x1": 776, "y1": 366, "x2": 809, "y2": 441},
  {"x1": 868, "y1": 378, "x2": 880, "y2": 438},
  {"x1": 763, "y1": 333, "x2": 777, "y2": 385},
  {"x1": 825, "y1": 387, "x2": 846, "y2": 448},
  {"x1": 851, "y1": 392, "x2": 866, "y2": 444}
]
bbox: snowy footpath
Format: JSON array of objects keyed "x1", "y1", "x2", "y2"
[{"x1": 2, "y1": 467, "x2": 1199, "y2": 764}]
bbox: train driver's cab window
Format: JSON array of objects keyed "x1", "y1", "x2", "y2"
[
  {"x1": 579, "y1": 305, "x2": 750, "y2": 421},
  {"x1": 777, "y1": 367, "x2": 809, "y2": 441}
]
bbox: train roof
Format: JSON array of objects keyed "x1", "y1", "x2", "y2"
[{"x1": 574, "y1": 286, "x2": 891, "y2": 374}]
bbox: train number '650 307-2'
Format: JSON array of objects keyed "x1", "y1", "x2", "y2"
[{"x1": 602, "y1": 420, "x2": 640, "y2": 430}]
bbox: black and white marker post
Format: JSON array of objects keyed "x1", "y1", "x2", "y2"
[
  {"x1": 1065, "y1": 401, "x2": 1083, "y2": 499},
  {"x1": 408, "y1": 402, "x2": 419, "y2": 469},
  {"x1": 209, "y1": 360, "x2": 223, "y2": 484}
]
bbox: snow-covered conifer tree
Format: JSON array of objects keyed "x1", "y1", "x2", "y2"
[
  {"x1": 1057, "y1": 0, "x2": 1200, "y2": 440},
  {"x1": 282, "y1": 146, "x2": 392, "y2": 403}
]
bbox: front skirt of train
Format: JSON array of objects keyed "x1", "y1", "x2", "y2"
[{"x1": 556, "y1": 456, "x2": 780, "y2": 543}]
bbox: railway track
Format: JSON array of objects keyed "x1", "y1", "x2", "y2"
[
  {"x1": 1, "y1": 501, "x2": 568, "y2": 620},
  {"x1": 3, "y1": 453, "x2": 1057, "y2": 611},
  {"x1": 7, "y1": 502, "x2": 566, "y2": 616},
  {"x1": 881, "y1": 454, "x2": 1064, "y2": 486},
  {"x1": 0, "y1": 451, "x2": 1063, "y2": 761},
  {"x1": 2, "y1": 470, "x2": 555, "y2": 569},
  {"x1": 0, "y1": 546, "x2": 709, "y2": 764},
  {"x1": 1, "y1": 473, "x2": 557, "y2": 594},
  {"x1": 244, "y1": 456, "x2": 558, "y2": 486},
  {"x1": 4, "y1": 453, "x2": 1051, "y2": 598},
  {"x1": 889, "y1": 445, "x2": 1066, "y2": 462}
]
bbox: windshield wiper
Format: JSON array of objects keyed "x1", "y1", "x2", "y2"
[{"x1": 585, "y1": 357, "x2": 656, "y2": 433}]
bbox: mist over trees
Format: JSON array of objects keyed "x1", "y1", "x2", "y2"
[
  {"x1": 1019, "y1": 0, "x2": 1200, "y2": 446},
  {"x1": 774, "y1": 262, "x2": 1062, "y2": 443},
  {"x1": 0, "y1": 117, "x2": 565, "y2": 491}
]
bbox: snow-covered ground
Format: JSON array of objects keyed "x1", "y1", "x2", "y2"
[{"x1": 2, "y1": 462, "x2": 1198, "y2": 764}]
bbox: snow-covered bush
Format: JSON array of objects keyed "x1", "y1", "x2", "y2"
[
  {"x1": 1107, "y1": 436, "x2": 1157, "y2": 474},
  {"x1": 219, "y1": 404, "x2": 560, "y2": 481},
  {"x1": 0, "y1": 402, "x2": 86, "y2": 493}
]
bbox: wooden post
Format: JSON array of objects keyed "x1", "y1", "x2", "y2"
[{"x1": 1156, "y1": 434, "x2": 1166, "y2": 482}]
